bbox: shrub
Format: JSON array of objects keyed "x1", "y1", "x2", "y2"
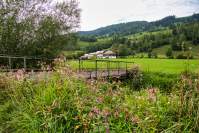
[
  {"x1": 176, "y1": 53, "x2": 193, "y2": 59},
  {"x1": 127, "y1": 65, "x2": 143, "y2": 90},
  {"x1": 65, "y1": 51, "x2": 85, "y2": 59},
  {"x1": 125, "y1": 71, "x2": 178, "y2": 93},
  {"x1": 166, "y1": 48, "x2": 174, "y2": 58},
  {"x1": 142, "y1": 72, "x2": 178, "y2": 93}
]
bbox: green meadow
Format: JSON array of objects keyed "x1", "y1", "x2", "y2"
[{"x1": 69, "y1": 58, "x2": 199, "y2": 74}]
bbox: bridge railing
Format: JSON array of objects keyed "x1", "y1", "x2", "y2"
[
  {"x1": 78, "y1": 59, "x2": 135, "y2": 79},
  {"x1": 0, "y1": 55, "x2": 135, "y2": 79}
]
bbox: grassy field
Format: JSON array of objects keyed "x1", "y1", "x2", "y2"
[
  {"x1": 69, "y1": 58, "x2": 199, "y2": 74},
  {"x1": 152, "y1": 45, "x2": 199, "y2": 58}
]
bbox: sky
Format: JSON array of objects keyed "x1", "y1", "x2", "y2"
[{"x1": 79, "y1": 0, "x2": 199, "y2": 31}]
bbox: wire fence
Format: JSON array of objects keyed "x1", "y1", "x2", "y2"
[{"x1": 0, "y1": 55, "x2": 56, "y2": 72}]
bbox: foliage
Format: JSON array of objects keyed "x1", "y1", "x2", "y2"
[
  {"x1": 142, "y1": 72, "x2": 178, "y2": 92},
  {"x1": 83, "y1": 41, "x2": 113, "y2": 53},
  {"x1": 125, "y1": 67, "x2": 178, "y2": 93},
  {"x1": 127, "y1": 65, "x2": 143, "y2": 90},
  {"x1": 63, "y1": 51, "x2": 85, "y2": 59},
  {"x1": 63, "y1": 33, "x2": 79, "y2": 51},
  {"x1": 176, "y1": 53, "x2": 193, "y2": 59},
  {"x1": 1, "y1": 70, "x2": 199, "y2": 132},
  {"x1": 79, "y1": 35, "x2": 97, "y2": 42},
  {"x1": 0, "y1": 0, "x2": 80, "y2": 58},
  {"x1": 171, "y1": 22, "x2": 199, "y2": 51},
  {"x1": 79, "y1": 21, "x2": 149, "y2": 37},
  {"x1": 166, "y1": 47, "x2": 174, "y2": 58}
]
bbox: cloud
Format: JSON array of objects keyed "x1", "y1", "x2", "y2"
[{"x1": 79, "y1": 0, "x2": 199, "y2": 31}]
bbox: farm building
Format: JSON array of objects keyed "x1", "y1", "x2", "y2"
[{"x1": 80, "y1": 50, "x2": 116, "y2": 59}]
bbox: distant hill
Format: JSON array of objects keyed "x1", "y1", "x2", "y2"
[
  {"x1": 77, "y1": 21, "x2": 199, "y2": 59},
  {"x1": 79, "y1": 21, "x2": 149, "y2": 36},
  {"x1": 79, "y1": 14, "x2": 199, "y2": 37}
]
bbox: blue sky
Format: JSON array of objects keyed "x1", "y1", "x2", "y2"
[{"x1": 79, "y1": 0, "x2": 199, "y2": 31}]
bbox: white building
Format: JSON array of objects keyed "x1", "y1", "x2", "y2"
[
  {"x1": 80, "y1": 50, "x2": 116, "y2": 59},
  {"x1": 103, "y1": 50, "x2": 116, "y2": 59}
]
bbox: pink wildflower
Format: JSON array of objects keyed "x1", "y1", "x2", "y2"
[
  {"x1": 148, "y1": 88, "x2": 157, "y2": 102},
  {"x1": 96, "y1": 96, "x2": 104, "y2": 103},
  {"x1": 102, "y1": 109, "x2": 111, "y2": 117},
  {"x1": 15, "y1": 69, "x2": 25, "y2": 80},
  {"x1": 131, "y1": 116, "x2": 140, "y2": 124},
  {"x1": 91, "y1": 106, "x2": 100, "y2": 115}
]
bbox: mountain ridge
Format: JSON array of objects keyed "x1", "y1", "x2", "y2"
[{"x1": 79, "y1": 13, "x2": 199, "y2": 36}]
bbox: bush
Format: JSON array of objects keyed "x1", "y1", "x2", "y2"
[
  {"x1": 79, "y1": 36, "x2": 97, "y2": 42},
  {"x1": 142, "y1": 72, "x2": 178, "y2": 92},
  {"x1": 176, "y1": 53, "x2": 193, "y2": 59},
  {"x1": 125, "y1": 71, "x2": 178, "y2": 92},
  {"x1": 65, "y1": 51, "x2": 85, "y2": 59},
  {"x1": 166, "y1": 48, "x2": 173, "y2": 58},
  {"x1": 127, "y1": 65, "x2": 143, "y2": 90}
]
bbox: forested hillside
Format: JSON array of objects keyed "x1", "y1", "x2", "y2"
[
  {"x1": 76, "y1": 21, "x2": 199, "y2": 59},
  {"x1": 79, "y1": 14, "x2": 199, "y2": 37}
]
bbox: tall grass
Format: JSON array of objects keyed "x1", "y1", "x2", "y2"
[{"x1": 0, "y1": 70, "x2": 199, "y2": 132}]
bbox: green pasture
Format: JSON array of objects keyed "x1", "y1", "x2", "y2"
[
  {"x1": 152, "y1": 44, "x2": 199, "y2": 58},
  {"x1": 68, "y1": 58, "x2": 199, "y2": 74}
]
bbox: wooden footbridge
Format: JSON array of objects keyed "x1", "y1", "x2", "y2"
[{"x1": 0, "y1": 55, "x2": 135, "y2": 80}]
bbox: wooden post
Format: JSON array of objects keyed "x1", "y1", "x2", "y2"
[
  {"x1": 107, "y1": 61, "x2": 110, "y2": 78},
  {"x1": 117, "y1": 62, "x2": 120, "y2": 75},
  {"x1": 126, "y1": 63, "x2": 128, "y2": 74},
  {"x1": 23, "y1": 57, "x2": 27, "y2": 71},
  {"x1": 79, "y1": 59, "x2": 81, "y2": 72},
  {"x1": 8, "y1": 57, "x2": 11, "y2": 72},
  {"x1": 95, "y1": 60, "x2": 98, "y2": 79},
  {"x1": 90, "y1": 71, "x2": 92, "y2": 79},
  {"x1": 64, "y1": 57, "x2": 66, "y2": 67}
]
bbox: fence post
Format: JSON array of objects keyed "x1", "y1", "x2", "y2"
[
  {"x1": 95, "y1": 60, "x2": 98, "y2": 79},
  {"x1": 8, "y1": 57, "x2": 11, "y2": 72},
  {"x1": 23, "y1": 57, "x2": 27, "y2": 71}
]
